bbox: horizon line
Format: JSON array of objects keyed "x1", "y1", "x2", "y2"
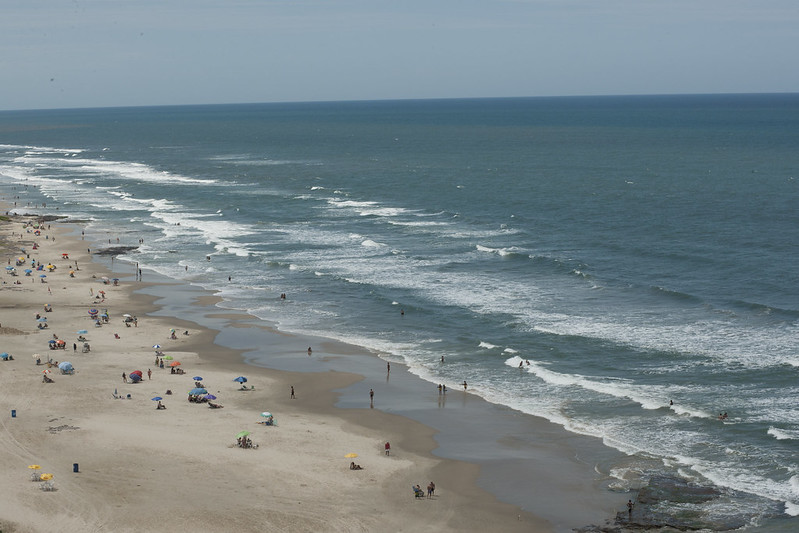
[{"x1": 1, "y1": 91, "x2": 797, "y2": 114}]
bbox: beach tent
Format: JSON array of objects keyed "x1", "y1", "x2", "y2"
[
  {"x1": 0, "y1": 353, "x2": 9, "y2": 361},
  {"x1": 129, "y1": 370, "x2": 143, "y2": 383},
  {"x1": 58, "y1": 362, "x2": 74, "y2": 374}
]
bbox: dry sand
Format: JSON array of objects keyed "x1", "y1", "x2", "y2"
[{"x1": 0, "y1": 214, "x2": 548, "y2": 532}]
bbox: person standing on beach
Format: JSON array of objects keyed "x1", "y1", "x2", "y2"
[
  {"x1": 462, "y1": 381, "x2": 467, "y2": 390},
  {"x1": 147, "y1": 368, "x2": 152, "y2": 380},
  {"x1": 385, "y1": 442, "x2": 390, "y2": 456},
  {"x1": 387, "y1": 361, "x2": 390, "y2": 373},
  {"x1": 627, "y1": 499, "x2": 634, "y2": 519},
  {"x1": 122, "y1": 372, "x2": 127, "y2": 383},
  {"x1": 369, "y1": 388, "x2": 374, "y2": 405},
  {"x1": 307, "y1": 346, "x2": 312, "y2": 356},
  {"x1": 290, "y1": 386, "x2": 295, "y2": 399}
]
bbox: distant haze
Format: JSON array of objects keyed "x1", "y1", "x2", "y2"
[{"x1": 1, "y1": 0, "x2": 797, "y2": 111}]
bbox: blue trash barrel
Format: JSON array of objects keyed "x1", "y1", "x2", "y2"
[
  {"x1": 73, "y1": 463, "x2": 79, "y2": 473},
  {"x1": 11, "y1": 409, "x2": 16, "y2": 418}
]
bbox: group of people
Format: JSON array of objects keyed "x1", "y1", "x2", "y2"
[
  {"x1": 236, "y1": 436, "x2": 257, "y2": 448},
  {"x1": 412, "y1": 482, "x2": 435, "y2": 498}
]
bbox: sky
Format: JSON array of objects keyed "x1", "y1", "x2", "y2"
[{"x1": 1, "y1": 0, "x2": 797, "y2": 111}]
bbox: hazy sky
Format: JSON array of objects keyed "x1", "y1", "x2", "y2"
[{"x1": 2, "y1": 0, "x2": 796, "y2": 110}]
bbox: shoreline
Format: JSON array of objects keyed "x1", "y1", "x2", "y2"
[
  {"x1": 1, "y1": 212, "x2": 557, "y2": 532},
  {"x1": 93, "y1": 223, "x2": 634, "y2": 528}
]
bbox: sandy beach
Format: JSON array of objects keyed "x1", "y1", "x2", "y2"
[{"x1": 0, "y1": 213, "x2": 560, "y2": 532}]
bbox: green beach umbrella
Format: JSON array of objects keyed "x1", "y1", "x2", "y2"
[
  {"x1": 162, "y1": 355, "x2": 173, "y2": 360},
  {"x1": 236, "y1": 430, "x2": 251, "y2": 439}
]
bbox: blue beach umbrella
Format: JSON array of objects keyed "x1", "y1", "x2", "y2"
[
  {"x1": 151, "y1": 396, "x2": 163, "y2": 401},
  {"x1": 153, "y1": 344, "x2": 161, "y2": 349},
  {"x1": 203, "y1": 394, "x2": 217, "y2": 400},
  {"x1": 24, "y1": 269, "x2": 32, "y2": 274},
  {"x1": 39, "y1": 274, "x2": 46, "y2": 278},
  {"x1": 0, "y1": 353, "x2": 9, "y2": 360},
  {"x1": 37, "y1": 317, "x2": 47, "y2": 322},
  {"x1": 5, "y1": 266, "x2": 13, "y2": 270},
  {"x1": 233, "y1": 376, "x2": 247, "y2": 383},
  {"x1": 192, "y1": 376, "x2": 203, "y2": 381},
  {"x1": 77, "y1": 330, "x2": 88, "y2": 335},
  {"x1": 189, "y1": 387, "x2": 208, "y2": 395}
]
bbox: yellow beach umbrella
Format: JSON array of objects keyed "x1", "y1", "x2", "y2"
[
  {"x1": 344, "y1": 453, "x2": 358, "y2": 458},
  {"x1": 28, "y1": 465, "x2": 41, "y2": 470},
  {"x1": 39, "y1": 473, "x2": 53, "y2": 480}
]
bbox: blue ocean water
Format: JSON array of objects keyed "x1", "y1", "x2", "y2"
[{"x1": 2, "y1": 94, "x2": 798, "y2": 528}]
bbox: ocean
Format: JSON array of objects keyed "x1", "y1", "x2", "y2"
[{"x1": 1, "y1": 94, "x2": 798, "y2": 530}]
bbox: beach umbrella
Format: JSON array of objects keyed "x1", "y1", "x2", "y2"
[
  {"x1": 39, "y1": 274, "x2": 46, "y2": 278},
  {"x1": 130, "y1": 370, "x2": 143, "y2": 377},
  {"x1": 260, "y1": 412, "x2": 272, "y2": 418},
  {"x1": 233, "y1": 376, "x2": 247, "y2": 383},
  {"x1": 189, "y1": 387, "x2": 207, "y2": 395},
  {"x1": 129, "y1": 373, "x2": 142, "y2": 383},
  {"x1": 37, "y1": 317, "x2": 47, "y2": 322},
  {"x1": 28, "y1": 465, "x2": 41, "y2": 470},
  {"x1": 25, "y1": 269, "x2": 32, "y2": 274},
  {"x1": 42, "y1": 369, "x2": 51, "y2": 374},
  {"x1": 162, "y1": 355, "x2": 173, "y2": 360},
  {"x1": 169, "y1": 361, "x2": 181, "y2": 367},
  {"x1": 32, "y1": 353, "x2": 41, "y2": 359},
  {"x1": 152, "y1": 344, "x2": 161, "y2": 349},
  {"x1": 89, "y1": 309, "x2": 98, "y2": 315},
  {"x1": 48, "y1": 340, "x2": 56, "y2": 345},
  {"x1": 344, "y1": 453, "x2": 358, "y2": 458},
  {"x1": 151, "y1": 396, "x2": 163, "y2": 401},
  {"x1": 203, "y1": 394, "x2": 217, "y2": 400},
  {"x1": 58, "y1": 362, "x2": 73, "y2": 372},
  {"x1": 236, "y1": 430, "x2": 251, "y2": 438},
  {"x1": 192, "y1": 376, "x2": 203, "y2": 381},
  {"x1": 39, "y1": 473, "x2": 53, "y2": 481},
  {"x1": 77, "y1": 330, "x2": 88, "y2": 335},
  {"x1": 56, "y1": 340, "x2": 66, "y2": 346},
  {"x1": 5, "y1": 265, "x2": 13, "y2": 270},
  {"x1": 0, "y1": 353, "x2": 9, "y2": 360}
]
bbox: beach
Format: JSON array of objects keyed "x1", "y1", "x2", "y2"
[{"x1": 0, "y1": 213, "x2": 574, "y2": 532}]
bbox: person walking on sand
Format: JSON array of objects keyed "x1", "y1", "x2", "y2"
[
  {"x1": 291, "y1": 386, "x2": 295, "y2": 399},
  {"x1": 462, "y1": 380, "x2": 467, "y2": 390},
  {"x1": 122, "y1": 372, "x2": 127, "y2": 383},
  {"x1": 147, "y1": 368, "x2": 152, "y2": 380},
  {"x1": 369, "y1": 388, "x2": 374, "y2": 405},
  {"x1": 627, "y1": 499, "x2": 634, "y2": 519},
  {"x1": 385, "y1": 442, "x2": 390, "y2": 456}
]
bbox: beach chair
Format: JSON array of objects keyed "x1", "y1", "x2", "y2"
[
  {"x1": 40, "y1": 481, "x2": 54, "y2": 491},
  {"x1": 413, "y1": 485, "x2": 425, "y2": 499}
]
